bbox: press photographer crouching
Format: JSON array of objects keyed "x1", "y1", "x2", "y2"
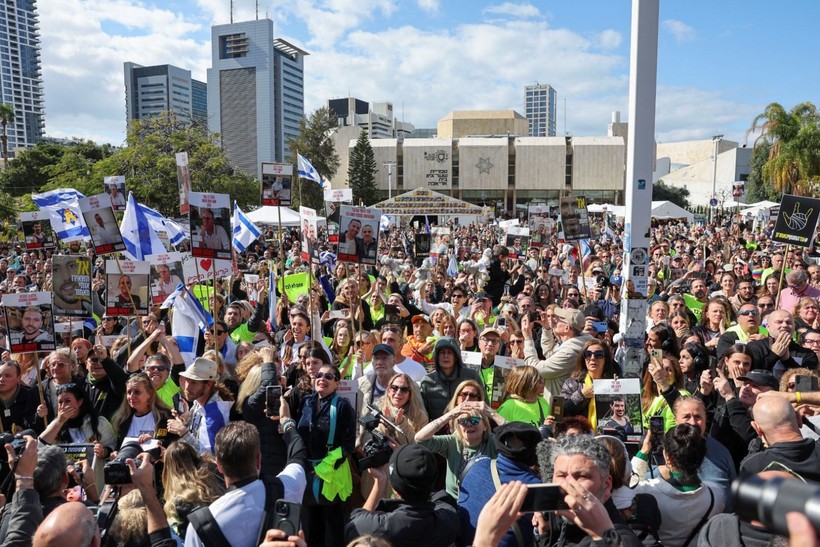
[{"x1": 344, "y1": 443, "x2": 460, "y2": 547}]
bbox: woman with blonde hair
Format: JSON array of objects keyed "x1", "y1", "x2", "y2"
[
  {"x1": 378, "y1": 372, "x2": 429, "y2": 444},
  {"x1": 329, "y1": 322, "x2": 355, "y2": 374},
  {"x1": 439, "y1": 313, "x2": 458, "y2": 338},
  {"x1": 444, "y1": 379, "x2": 485, "y2": 414},
  {"x1": 162, "y1": 440, "x2": 225, "y2": 538},
  {"x1": 497, "y1": 365, "x2": 551, "y2": 428},
  {"x1": 642, "y1": 353, "x2": 688, "y2": 431},
  {"x1": 110, "y1": 373, "x2": 176, "y2": 448}
]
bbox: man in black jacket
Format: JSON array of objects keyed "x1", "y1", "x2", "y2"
[
  {"x1": 345, "y1": 444, "x2": 460, "y2": 547},
  {"x1": 746, "y1": 310, "x2": 818, "y2": 377}
]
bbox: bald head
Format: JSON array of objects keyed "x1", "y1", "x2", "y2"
[
  {"x1": 34, "y1": 502, "x2": 99, "y2": 547},
  {"x1": 751, "y1": 395, "x2": 802, "y2": 441}
]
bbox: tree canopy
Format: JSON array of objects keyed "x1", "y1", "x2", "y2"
[
  {"x1": 652, "y1": 179, "x2": 690, "y2": 210},
  {"x1": 748, "y1": 101, "x2": 820, "y2": 196},
  {"x1": 286, "y1": 107, "x2": 340, "y2": 211},
  {"x1": 348, "y1": 129, "x2": 379, "y2": 205}
]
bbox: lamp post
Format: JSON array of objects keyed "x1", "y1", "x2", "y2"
[
  {"x1": 710, "y1": 134, "x2": 723, "y2": 225},
  {"x1": 383, "y1": 161, "x2": 396, "y2": 199}
]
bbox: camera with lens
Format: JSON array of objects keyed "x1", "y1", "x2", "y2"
[
  {"x1": 103, "y1": 441, "x2": 159, "y2": 485},
  {"x1": 355, "y1": 414, "x2": 393, "y2": 473},
  {"x1": 596, "y1": 275, "x2": 610, "y2": 288},
  {"x1": 0, "y1": 431, "x2": 31, "y2": 457},
  {"x1": 734, "y1": 475, "x2": 820, "y2": 537}
]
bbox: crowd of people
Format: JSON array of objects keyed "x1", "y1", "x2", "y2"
[{"x1": 0, "y1": 210, "x2": 819, "y2": 547}]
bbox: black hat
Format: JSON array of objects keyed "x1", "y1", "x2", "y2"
[
  {"x1": 737, "y1": 370, "x2": 779, "y2": 390},
  {"x1": 388, "y1": 444, "x2": 437, "y2": 501},
  {"x1": 493, "y1": 422, "x2": 542, "y2": 466},
  {"x1": 372, "y1": 343, "x2": 395, "y2": 356}
]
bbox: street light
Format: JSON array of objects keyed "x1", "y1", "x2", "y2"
[{"x1": 710, "y1": 134, "x2": 723, "y2": 224}]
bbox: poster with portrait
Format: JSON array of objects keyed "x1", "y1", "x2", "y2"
[
  {"x1": 52, "y1": 255, "x2": 92, "y2": 317},
  {"x1": 559, "y1": 195, "x2": 591, "y2": 241},
  {"x1": 414, "y1": 233, "x2": 431, "y2": 259},
  {"x1": 593, "y1": 378, "x2": 643, "y2": 439},
  {"x1": 261, "y1": 162, "x2": 293, "y2": 206},
  {"x1": 326, "y1": 202, "x2": 341, "y2": 244},
  {"x1": 176, "y1": 152, "x2": 191, "y2": 215},
  {"x1": 78, "y1": 194, "x2": 125, "y2": 255},
  {"x1": 103, "y1": 176, "x2": 127, "y2": 212},
  {"x1": 528, "y1": 205, "x2": 551, "y2": 248},
  {"x1": 2, "y1": 291, "x2": 55, "y2": 354},
  {"x1": 337, "y1": 205, "x2": 382, "y2": 265},
  {"x1": 105, "y1": 259, "x2": 150, "y2": 317},
  {"x1": 490, "y1": 355, "x2": 524, "y2": 409},
  {"x1": 505, "y1": 226, "x2": 530, "y2": 259},
  {"x1": 149, "y1": 252, "x2": 184, "y2": 304},
  {"x1": 299, "y1": 206, "x2": 320, "y2": 264},
  {"x1": 189, "y1": 192, "x2": 232, "y2": 261},
  {"x1": 19, "y1": 211, "x2": 56, "y2": 250}
]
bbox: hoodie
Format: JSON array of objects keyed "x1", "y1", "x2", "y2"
[{"x1": 419, "y1": 336, "x2": 484, "y2": 420}]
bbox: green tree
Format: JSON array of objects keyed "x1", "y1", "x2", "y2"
[
  {"x1": 287, "y1": 107, "x2": 340, "y2": 211},
  {"x1": 744, "y1": 141, "x2": 780, "y2": 203},
  {"x1": 0, "y1": 103, "x2": 14, "y2": 169},
  {"x1": 89, "y1": 113, "x2": 259, "y2": 216},
  {"x1": 748, "y1": 101, "x2": 820, "y2": 195},
  {"x1": 347, "y1": 129, "x2": 378, "y2": 205},
  {"x1": 0, "y1": 142, "x2": 65, "y2": 196},
  {"x1": 653, "y1": 179, "x2": 690, "y2": 209}
]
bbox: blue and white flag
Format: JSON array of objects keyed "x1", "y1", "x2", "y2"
[
  {"x1": 161, "y1": 284, "x2": 214, "y2": 366},
  {"x1": 579, "y1": 239, "x2": 591, "y2": 259},
  {"x1": 232, "y1": 201, "x2": 261, "y2": 253},
  {"x1": 140, "y1": 203, "x2": 186, "y2": 246},
  {"x1": 424, "y1": 216, "x2": 431, "y2": 234},
  {"x1": 297, "y1": 154, "x2": 324, "y2": 188},
  {"x1": 447, "y1": 250, "x2": 459, "y2": 278},
  {"x1": 120, "y1": 193, "x2": 167, "y2": 261},
  {"x1": 31, "y1": 188, "x2": 90, "y2": 242}
]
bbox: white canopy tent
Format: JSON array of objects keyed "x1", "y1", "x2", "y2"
[
  {"x1": 651, "y1": 201, "x2": 694, "y2": 222},
  {"x1": 244, "y1": 206, "x2": 325, "y2": 227}
]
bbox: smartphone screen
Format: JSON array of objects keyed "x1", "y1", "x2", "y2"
[
  {"x1": 520, "y1": 484, "x2": 567, "y2": 513},
  {"x1": 496, "y1": 316, "x2": 507, "y2": 329},
  {"x1": 266, "y1": 385, "x2": 283, "y2": 417}
]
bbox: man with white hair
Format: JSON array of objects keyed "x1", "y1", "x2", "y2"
[{"x1": 778, "y1": 268, "x2": 820, "y2": 314}]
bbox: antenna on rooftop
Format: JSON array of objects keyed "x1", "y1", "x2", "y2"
[
  {"x1": 229, "y1": 0, "x2": 234, "y2": 23},
  {"x1": 256, "y1": 0, "x2": 259, "y2": 19}
]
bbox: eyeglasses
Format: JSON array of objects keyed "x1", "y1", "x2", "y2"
[
  {"x1": 317, "y1": 372, "x2": 339, "y2": 381},
  {"x1": 388, "y1": 385, "x2": 410, "y2": 394},
  {"x1": 382, "y1": 327, "x2": 400, "y2": 334},
  {"x1": 480, "y1": 337, "x2": 500, "y2": 345},
  {"x1": 451, "y1": 293, "x2": 465, "y2": 299},
  {"x1": 215, "y1": 330, "x2": 226, "y2": 335},
  {"x1": 805, "y1": 339, "x2": 820, "y2": 347},
  {"x1": 458, "y1": 391, "x2": 481, "y2": 401},
  {"x1": 584, "y1": 350, "x2": 605, "y2": 359},
  {"x1": 758, "y1": 302, "x2": 775, "y2": 309},
  {"x1": 145, "y1": 366, "x2": 169, "y2": 372},
  {"x1": 458, "y1": 416, "x2": 482, "y2": 427},
  {"x1": 739, "y1": 308, "x2": 760, "y2": 317},
  {"x1": 509, "y1": 339, "x2": 523, "y2": 345}
]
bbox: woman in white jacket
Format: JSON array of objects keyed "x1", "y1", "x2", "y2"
[{"x1": 631, "y1": 423, "x2": 725, "y2": 547}]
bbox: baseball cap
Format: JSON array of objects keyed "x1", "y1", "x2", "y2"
[
  {"x1": 553, "y1": 308, "x2": 585, "y2": 332},
  {"x1": 737, "y1": 370, "x2": 779, "y2": 390},
  {"x1": 494, "y1": 422, "x2": 542, "y2": 465},
  {"x1": 388, "y1": 444, "x2": 438, "y2": 501},
  {"x1": 372, "y1": 343, "x2": 395, "y2": 356},
  {"x1": 411, "y1": 314, "x2": 431, "y2": 325},
  {"x1": 480, "y1": 327, "x2": 503, "y2": 338},
  {"x1": 179, "y1": 358, "x2": 218, "y2": 382}
]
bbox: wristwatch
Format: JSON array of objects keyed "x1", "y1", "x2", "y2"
[{"x1": 600, "y1": 528, "x2": 621, "y2": 546}]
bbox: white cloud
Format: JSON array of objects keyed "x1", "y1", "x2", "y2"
[
  {"x1": 597, "y1": 29, "x2": 622, "y2": 50},
  {"x1": 416, "y1": 0, "x2": 440, "y2": 13},
  {"x1": 662, "y1": 19, "x2": 697, "y2": 44},
  {"x1": 483, "y1": 2, "x2": 541, "y2": 19}
]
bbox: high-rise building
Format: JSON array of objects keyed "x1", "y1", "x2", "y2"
[
  {"x1": 525, "y1": 84, "x2": 557, "y2": 137},
  {"x1": 207, "y1": 19, "x2": 307, "y2": 178},
  {"x1": 124, "y1": 63, "x2": 207, "y2": 129},
  {"x1": 0, "y1": 0, "x2": 44, "y2": 156},
  {"x1": 328, "y1": 96, "x2": 414, "y2": 139}
]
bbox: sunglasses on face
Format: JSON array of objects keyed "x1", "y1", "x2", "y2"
[
  {"x1": 388, "y1": 385, "x2": 410, "y2": 394},
  {"x1": 758, "y1": 302, "x2": 774, "y2": 308},
  {"x1": 584, "y1": 350, "x2": 605, "y2": 359},
  {"x1": 458, "y1": 416, "x2": 482, "y2": 427},
  {"x1": 145, "y1": 366, "x2": 169, "y2": 372},
  {"x1": 215, "y1": 330, "x2": 226, "y2": 335},
  {"x1": 459, "y1": 391, "x2": 481, "y2": 400},
  {"x1": 739, "y1": 309, "x2": 760, "y2": 317},
  {"x1": 317, "y1": 372, "x2": 339, "y2": 381}
]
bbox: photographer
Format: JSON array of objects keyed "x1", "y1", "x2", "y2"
[
  {"x1": 344, "y1": 444, "x2": 459, "y2": 547},
  {"x1": 185, "y1": 421, "x2": 307, "y2": 547},
  {"x1": 0, "y1": 433, "x2": 41, "y2": 547}
]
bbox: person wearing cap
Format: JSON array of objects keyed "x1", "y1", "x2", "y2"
[
  {"x1": 401, "y1": 315, "x2": 435, "y2": 368},
  {"x1": 419, "y1": 336, "x2": 484, "y2": 421},
  {"x1": 521, "y1": 307, "x2": 594, "y2": 400},
  {"x1": 357, "y1": 344, "x2": 398, "y2": 445},
  {"x1": 344, "y1": 444, "x2": 460, "y2": 547},
  {"x1": 477, "y1": 326, "x2": 503, "y2": 401},
  {"x1": 167, "y1": 357, "x2": 233, "y2": 455},
  {"x1": 376, "y1": 326, "x2": 426, "y2": 383},
  {"x1": 458, "y1": 422, "x2": 543, "y2": 546},
  {"x1": 739, "y1": 395, "x2": 820, "y2": 483}
]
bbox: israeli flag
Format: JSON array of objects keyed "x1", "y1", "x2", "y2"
[
  {"x1": 140, "y1": 203, "x2": 186, "y2": 246},
  {"x1": 161, "y1": 284, "x2": 214, "y2": 366},
  {"x1": 120, "y1": 193, "x2": 167, "y2": 261},
  {"x1": 232, "y1": 201, "x2": 261, "y2": 253},
  {"x1": 579, "y1": 239, "x2": 591, "y2": 259},
  {"x1": 297, "y1": 153, "x2": 324, "y2": 188},
  {"x1": 31, "y1": 188, "x2": 90, "y2": 242},
  {"x1": 447, "y1": 250, "x2": 459, "y2": 277}
]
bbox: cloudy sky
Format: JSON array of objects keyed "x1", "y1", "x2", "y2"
[{"x1": 40, "y1": 0, "x2": 820, "y2": 147}]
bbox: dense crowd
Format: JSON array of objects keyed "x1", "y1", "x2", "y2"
[{"x1": 0, "y1": 212, "x2": 820, "y2": 547}]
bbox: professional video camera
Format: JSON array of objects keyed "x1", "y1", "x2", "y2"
[
  {"x1": 733, "y1": 474, "x2": 820, "y2": 538},
  {"x1": 0, "y1": 429, "x2": 36, "y2": 499},
  {"x1": 103, "y1": 441, "x2": 160, "y2": 485},
  {"x1": 354, "y1": 404, "x2": 406, "y2": 474}
]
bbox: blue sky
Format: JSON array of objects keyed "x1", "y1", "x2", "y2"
[{"x1": 40, "y1": 1, "x2": 820, "y2": 147}]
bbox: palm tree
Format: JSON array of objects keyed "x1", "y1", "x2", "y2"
[
  {"x1": 0, "y1": 103, "x2": 14, "y2": 169},
  {"x1": 748, "y1": 101, "x2": 820, "y2": 195}
]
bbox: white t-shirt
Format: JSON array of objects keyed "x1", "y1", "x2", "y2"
[{"x1": 126, "y1": 412, "x2": 156, "y2": 439}]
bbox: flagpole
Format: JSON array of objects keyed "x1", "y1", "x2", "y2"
[
  {"x1": 576, "y1": 241, "x2": 587, "y2": 300},
  {"x1": 277, "y1": 205, "x2": 285, "y2": 284}
]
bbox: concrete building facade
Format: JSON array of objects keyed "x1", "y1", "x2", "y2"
[
  {"x1": 207, "y1": 19, "x2": 307, "y2": 178},
  {"x1": 124, "y1": 62, "x2": 207, "y2": 128},
  {"x1": 525, "y1": 84, "x2": 557, "y2": 137},
  {"x1": 328, "y1": 96, "x2": 414, "y2": 139},
  {"x1": 0, "y1": 0, "x2": 44, "y2": 156}
]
